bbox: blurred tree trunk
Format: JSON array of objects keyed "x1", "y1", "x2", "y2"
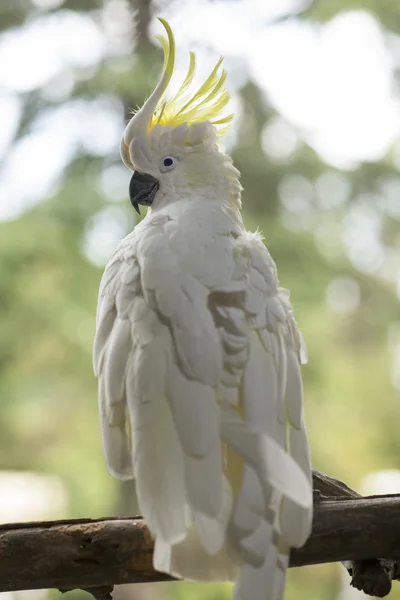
[{"x1": 134, "y1": 0, "x2": 152, "y2": 52}]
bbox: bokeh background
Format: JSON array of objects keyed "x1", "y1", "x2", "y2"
[{"x1": 0, "y1": 1, "x2": 399, "y2": 600}]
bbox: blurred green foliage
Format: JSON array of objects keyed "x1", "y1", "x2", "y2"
[{"x1": 0, "y1": 1, "x2": 399, "y2": 600}]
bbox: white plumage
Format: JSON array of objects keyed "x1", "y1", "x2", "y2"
[{"x1": 94, "y1": 17, "x2": 312, "y2": 600}]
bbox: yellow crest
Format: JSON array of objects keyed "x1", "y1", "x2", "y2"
[{"x1": 141, "y1": 19, "x2": 233, "y2": 136}]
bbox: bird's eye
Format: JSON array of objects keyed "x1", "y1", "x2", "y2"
[{"x1": 160, "y1": 156, "x2": 177, "y2": 172}]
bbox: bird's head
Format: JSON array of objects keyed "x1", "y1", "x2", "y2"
[{"x1": 120, "y1": 19, "x2": 237, "y2": 214}]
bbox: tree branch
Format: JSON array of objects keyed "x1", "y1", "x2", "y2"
[
  {"x1": 0, "y1": 471, "x2": 399, "y2": 597},
  {"x1": 312, "y1": 469, "x2": 400, "y2": 596}
]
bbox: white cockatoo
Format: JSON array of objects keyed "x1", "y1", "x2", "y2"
[{"x1": 94, "y1": 18, "x2": 313, "y2": 600}]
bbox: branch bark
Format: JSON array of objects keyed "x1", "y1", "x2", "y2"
[
  {"x1": 313, "y1": 469, "x2": 400, "y2": 596},
  {"x1": 0, "y1": 471, "x2": 399, "y2": 597}
]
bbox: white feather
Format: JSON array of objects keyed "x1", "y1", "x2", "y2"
[
  {"x1": 170, "y1": 282, "x2": 224, "y2": 386},
  {"x1": 237, "y1": 518, "x2": 273, "y2": 567},
  {"x1": 166, "y1": 364, "x2": 220, "y2": 458},
  {"x1": 98, "y1": 380, "x2": 133, "y2": 480},
  {"x1": 221, "y1": 410, "x2": 312, "y2": 509},
  {"x1": 166, "y1": 527, "x2": 238, "y2": 582},
  {"x1": 129, "y1": 386, "x2": 188, "y2": 544},
  {"x1": 103, "y1": 317, "x2": 131, "y2": 406},
  {"x1": 234, "y1": 545, "x2": 282, "y2": 600},
  {"x1": 153, "y1": 538, "x2": 171, "y2": 574},
  {"x1": 194, "y1": 475, "x2": 233, "y2": 554},
  {"x1": 184, "y1": 451, "x2": 222, "y2": 519},
  {"x1": 242, "y1": 332, "x2": 280, "y2": 437},
  {"x1": 127, "y1": 312, "x2": 189, "y2": 544},
  {"x1": 94, "y1": 144, "x2": 313, "y2": 599},
  {"x1": 230, "y1": 466, "x2": 264, "y2": 534},
  {"x1": 279, "y1": 426, "x2": 313, "y2": 546},
  {"x1": 285, "y1": 348, "x2": 304, "y2": 429},
  {"x1": 93, "y1": 296, "x2": 115, "y2": 375}
]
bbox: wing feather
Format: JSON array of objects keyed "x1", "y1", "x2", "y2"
[
  {"x1": 102, "y1": 317, "x2": 131, "y2": 406},
  {"x1": 127, "y1": 311, "x2": 189, "y2": 544},
  {"x1": 285, "y1": 347, "x2": 304, "y2": 429},
  {"x1": 98, "y1": 379, "x2": 133, "y2": 480},
  {"x1": 166, "y1": 364, "x2": 220, "y2": 457},
  {"x1": 94, "y1": 206, "x2": 312, "y2": 594},
  {"x1": 93, "y1": 295, "x2": 115, "y2": 375},
  {"x1": 184, "y1": 451, "x2": 222, "y2": 519},
  {"x1": 94, "y1": 253, "x2": 133, "y2": 480},
  {"x1": 213, "y1": 232, "x2": 313, "y2": 599},
  {"x1": 221, "y1": 409, "x2": 311, "y2": 509},
  {"x1": 169, "y1": 278, "x2": 223, "y2": 386}
]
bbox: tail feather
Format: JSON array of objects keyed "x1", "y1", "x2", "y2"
[
  {"x1": 158, "y1": 528, "x2": 237, "y2": 582},
  {"x1": 233, "y1": 542, "x2": 289, "y2": 600},
  {"x1": 237, "y1": 518, "x2": 273, "y2": 568},
  {"x1": 153, "y1": 538, "x2": 171, "y2": 574},
  {"x1": 272, "y1": 550, "x2": 290, "y2": 600}
]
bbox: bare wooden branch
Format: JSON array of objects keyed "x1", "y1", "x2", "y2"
[
  {"x1": 312, "y1": 469, "x2": 361, "y2": 499},
  {"x1": 313, "y1": 469, "x2": 400, "y2": 596},
  {"x1": 1, "y1": 488, "x2": 400, "y2": 596}
]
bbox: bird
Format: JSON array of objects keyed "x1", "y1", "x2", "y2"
[{"x1": 93, "y1": 18, "x2": 313, "y2": 600}]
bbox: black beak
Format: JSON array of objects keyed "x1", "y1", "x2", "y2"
[{"x1": 129, "y1": 171, "x2": 159, "y2": 215}]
